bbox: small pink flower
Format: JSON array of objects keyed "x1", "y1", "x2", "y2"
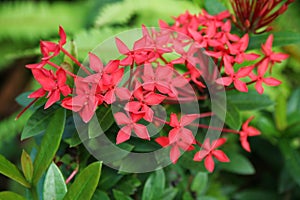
[
  {"x1": 193, "y1": 138, "x2": 229, "y2": 172},
  {"x1": 238, "y1": 116, "x2": 261, "y2": 152}
]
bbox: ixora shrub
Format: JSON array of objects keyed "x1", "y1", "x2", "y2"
[{"x1": 0, "y1": 1, "x2": 295, "y2": 199}]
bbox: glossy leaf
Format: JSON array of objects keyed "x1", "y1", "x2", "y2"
[
  {"x1": 219, "y1": 152, "x2": 255, "y2": 175},
  {"x1": 21, "y1": 150, "x2": 33, "y2": 183},
  {"x1": 227, "y1": 90, "x2": 273, "y2": 111},
  {"x1": 0, "y1": 154, "x2": 30, "y2": 188},
  {"x1": 225, "y1": 104, "x2": 242, "y2": 130},
  {"x1": 43, "y1": 162, "x2": 67, "y2": 200},
  {"x1": 248, "y1": 32, "x2": 300, "y2": 50},
  {"x1": 191, "y1": 172, "x2": 208, "y2": 194},
  {"x1": 63, "y1": 162, "x2": 102, "y2": 200},
  {"x1": 142, "y1": 169, "x2": 165, "y2": 200},
  {"x1": 0, "y1": 191, "x2": 26, "y2": 200},
  {"x1": 21, "y1": 105, "x2": 58, "y2": 140},
  {"x1": 32, "y1": 108, "x2": 66, "y2": 184},
  {"x1": 92, "y1": 190, "x2": 110, "y2": 200},
  {"x1": 115, "y1": 176, "x2": 141, "y2": 196}
]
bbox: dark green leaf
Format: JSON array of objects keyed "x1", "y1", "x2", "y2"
[
  {"x1": 219, "y1": 152, "x2": 255, "y2": 175},
  {"x1": 43, "y1": 163, "x2": 67, "y2": 200},
  {"x1": 287, "y1": 88, "x2": 300, "y2": 125},
  {"x1": 64, "y1": 132, "x2": 82, "y2": 147},
  {"x1": 92, "y1": 190, "x2": 110, "y2": 200},
  {"x1": 204, "y1": 0, "x2": 226, "y2": 15},
  {"x1": 0, "y1": 154, "x2": 30, "y2": 188},
  {"x1": 274, "y1": 93, "x2": 287, "y2": 130},
  {"x1": 15, "y1": 92, "x2": 33, "y2": 107},
  {"x1": 88, "y1": 106, "x2": 114, "y2": 138},
  {"x1": 225, "y1": 104, "x2": 242, "y2": 130},
  {"x1": 183, "y1": 192, "x2": 194, "y2": 200},
  {"x1": 21, "y1": 106, "x2": 58, "y2": 140},
  {"x1": 227, "y1": 90, "x2": 273, "y2": 111},
  {"x1": 248, "y1": 32, "x2": 300, "y2": 50},
  {"x1": 112, "y1": 190, "x2": 132, "y2": 200},
  {"x1": 142, "y1": 169, "x2": 165, "y2": 200},
  {"x1": 99, "y1": 167, "x2": 123, "y2": 191},
  {"x1": 115, "y1": 176, "x2": 141, "y2": 196},
  {"x1": 279, "y1": 139, "x2": 300, "y2": 187},
  {"x1": 63, "y1": 162, "x2": 102, "y2": 200},
  {"x1": 191, "y1": 172, "x2": 208, "y2": 194},
  {"x1": 0, "y1": 191, "x2": 26, "y2": 200},
  {"x1": 233, "y1": 189, "x2": 280, "y2": 200},
  {"x1": 21, "y1": 150, "x2": 33, "y2": 183},
  {"x1": 32, "y1": 108, "x2": 66, "y2": 184}
]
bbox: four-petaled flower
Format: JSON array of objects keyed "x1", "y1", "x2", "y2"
[
  {"x1": 238, "y1": 116, "x2": 261, "y2": 152},
  {"x1": 193, "y1": 138, "x2": 230, "y2": 172}
]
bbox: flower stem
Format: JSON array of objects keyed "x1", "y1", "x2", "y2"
[
  {"x1": 47, "y1": 61, "x2": 77, "y2": 78},
  {"x1": 61, "y1": 48, "x2": 91, "y2": 75}
]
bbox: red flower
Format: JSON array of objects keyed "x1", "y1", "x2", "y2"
[
  {"x1": 114, "y1": 112, "x2": 150, "y2": 144},
  {"x1": 238, "y1": 116, "x2": 261, "y2": 152},
  {"x1": 216, "y1": 56, "x2": 254, "y2": 92},
  {"x1": 125, "y1": 85, "x2": 166, "y2": 122},
  {"x1": 193, "y1": 138, "x2": 229, "y2": 172},
  {"x1": 40, "y1": 26, "x2": 67, "y2": 61},
  {"x1": 31, "y1": 68, "x2": 71, "y2": 109},
  {"x1": 261, "y1": 34, "x2": 289, "y2": 67},
  {"x1": 250, "y1": 59, "x2": 281, "y2": 94},
  {"x1": 61, "y1": 78, "x2": 101, "y2": 123},
  {"x1": 155, "y1": 113, "x2": 198, "y2": 163}
]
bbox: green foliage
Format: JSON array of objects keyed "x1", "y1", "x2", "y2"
[
  {"x1": 0, "y1": 191, "x2": 26, "y2": 200},
  {"x1": 94, "y1": 0, "x2": 200, "y2": 28},
  {"x1": 63, "y1": 162, "x2": 102, "y2": 200}
]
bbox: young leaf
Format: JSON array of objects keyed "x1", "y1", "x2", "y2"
[
  {"x1": 21, "y1": 105, "x2": 58, "y2": 140},
  {"x1": 21, "y1": 150, "x2": 33, "y2": 183},
  {"x1": 63, "y1": 162, "x2": 102, "y2": 200},
  {"x1": 191, "y1": 172, "x2": 208, "y2": 194},
  {"x1": 142, "y1": 169, "x2": 165, "y2": 200},
  {"x1": 43, "y1": 162, "x2": 67, "y2": 200},
  {"x1": 0, "y1": 154, "x2": 30, "y2": 188},
  {"x1": 0, "y1": 191, "x2": 26, "y2": 200},
  {"x1": 32, "y1": 108, "x2": 66, "y2": 184}
]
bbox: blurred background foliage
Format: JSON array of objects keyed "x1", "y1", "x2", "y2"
[{"x1": 1, "y1": 0, "x2": 300, "y2": 199}]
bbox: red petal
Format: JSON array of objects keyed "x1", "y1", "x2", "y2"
[
  {"x1": 263, "y1": 77, "x2": 281, "y2": 86},
  {"x1": 180, "y1": 114, "x2": 199, "y2": 126},
  {"x1": 193, "y1": 150, "x2": 209, "y2": 161},
  {"x1": 170, "y1": 145, "x2": 181, "y2": 164},
  {"x1": 236, "y1": 66, "x2": 254, "y2": 78},
  {"x1": 115, "y1": 37, "x2": 130, "y2": 54},
  {"x1": 204, "y1": 154, "x2": 215, "y2": 172},
  {"x1": 211, "y1": 138, "x2": 226, "y2": 149},
  {"x1": 45, "y1": 90, "x2": 60, "y2": 109},
  {"x1": 28, "y1": 88, "x2": 46, "y2": 98},
  {"x1": 155, "y1": 137, "x2": 169, "y2": 147},
  {"x1": 168, "y1": 128, "x2": 179, "y2": 144},
  {"x1": 216, "y1": 77, "x2": 233, "y2": 86},
  {"x1": 255, "y1": 81, "x2": 264, "y2": 94},
  {"x1": 59, "y1": 26, "x2": 66, "y2": 46},
  {"x1": 212, "y1": 150, "x2": 229, "y2": 162},
  {"x1": 56, "y1": 68, "x2": 67, "y2": 86},
  {"x1": 234, "y1": 79, "x2": 248, "y2": 92},
  {"x1": 116, "y1": 126, "x2": 132, "y2": 144},
  {"x1": 169, "y1": 113, "x2": 179, "y2": 127},
  {"x1": 143, "y1": 93, "x2": 166, "y2": 105},
  {"x1": 114, "y1": 112, "x2": 131, "y2": 125},
  {"x1": 89, "y1": 52, "x2": 103, "y2": 72},
  {"x1": 133, "y1": 123, "x2": 150, "y2": 140},
  {"x1": 240, "y1": 138, "x2": 251, "y2": 152}
]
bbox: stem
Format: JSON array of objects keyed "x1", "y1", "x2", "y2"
[
  {"x1": 193, "y1": 123, "x2": 239, "y2": 133},
  {"x1": 66, "y1": 166, "x2": 79, "y2": 184},
  {"x1": 128, "y1": 64, "x2": 134, "y2": 90},
  {"x1": 30, "y1": 186, "x2": 39, "y2": 200},
  {"x1": 15, "y1": 98, "x2": 39, "y2": 120},
  {"x1": 61, "y1": 48, "x2": 91, "y2": 75},
  {"x1": 47, "y1": 61, "x2": 77, "y2": 78}
]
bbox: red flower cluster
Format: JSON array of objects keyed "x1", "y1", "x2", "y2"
[{"x1": 20, "y1": 8, "x2": 288, "y2": 172}]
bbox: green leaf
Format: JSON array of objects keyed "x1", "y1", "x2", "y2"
[
  {"x1": 43, "y1": 162, "x2": 67, "y2": 200},
  {"x1": 287, "y1": 88, "x2": 300, "y2": 125},
  {"x1": 115, "y1": 176, "x2": 141, "y2": 196},
  {"x1": 279, "y1": 139, "x2": 300, "y2": 187},
  {"x1": 161, "y1": 188, "x2": 178, "y2": 200},
  {"x1": 0, "y1": 154, "x2": 30, "y2": 188},
  {"x1": 92, "y1": 190, "x2": 110, "y2": 200},
  {"x1": 88, "y1": 106, "x2": 114, "y2": 139},
  {"x1": 183, "y1": 192, "x2": 194, "y2": 200},
  {"x1": 21, "y1": 150, "x2": 33, "y2": 183},
  {"x1": 274, "y1": 93, "x2": 287, "y2": 130},
  {"x1": 99, "y1": 167, "x2": 123, "y2": 191},
  {"x1": 226, "y1": 90, "x2": 273, "y2": 111},
  {"x1": 0, "y1": 191, "x2": 26, "y2": 200},
  {"x1": 63, "y1": 162, "x2": 102, "y2": 200},
  {"x1": 112, "y1": 190, "x2": 133, "y2": 200},
  {"x1": 21, "y1": 105, "x2": 58, "y2": 140},
  {"x1": 191, "y1": 172, "x2": 208, "y2": 194},
  {"x1": 204, "y1": 0, "x2": 226, "y2": 15},
  {"x1": 248, "y1": 32, "x2": 300, "y2": 50},
  {"x1": 233, "y1": 189, "x2": 280, "y2": 200},
  {"x1": 32, "y1": 108, "x2": 66, "y2": 184},
  {"x1": 219, "y1": 152, "x2": 255, "y2": 175},
  {"x1": 225, "y1": 104, "x2": 242, "y2": 130},
  {"x1": 64, "y1": 132, "x2": 82, "y2": 147},
  {"x1": 142, "y1": 169, "x2": 165, "y2": 200}
]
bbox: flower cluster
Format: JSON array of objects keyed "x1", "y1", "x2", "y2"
[{"x1": 20, "y1": 8, "x2": 288, "y2": 172}]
